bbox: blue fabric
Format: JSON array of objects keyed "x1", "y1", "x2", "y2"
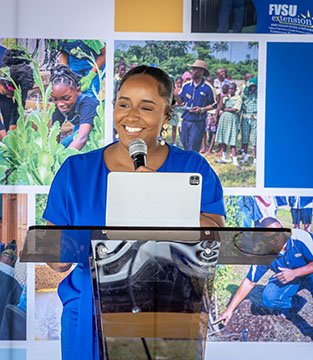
[
  {"x1": 247, "y1": 230, "x2": 313, "y2": 283},
  {"x1": 0, "y1": 45, "x2": 6, "y2": 65},
  {"x1": 181, "y1": 118, "x2": 206, "y2": 152},
  {"x1": 288, "y1": 197, "x2": 313, "y2": 209},
  {"x1": 262, "y1": 274, "x2": 313, "y2": 309},
  {"x1": 252, "y1": 0, "x2": 313, "y2": 34},
  {"x1": 43, "y1": 143, "x2": 225, "y2": 360},
  {"x1": 52, "y1": 94, "x2": 98, "y2": 127},
  {"x1": 217, "y1": 0, "x2": 245, "y2": 33},
  {"x1": 179, "y1": 79, "x2": 214, "y2": 122},
  {"x1": 265, "y1": 43, "x2": 313, "y2": 188},
  {"x1": 291, "y1": 209, "x2": 312, "y2": 225},
  {"x1": 60, "y1": 40, "x2": 105, "y2": 97}
]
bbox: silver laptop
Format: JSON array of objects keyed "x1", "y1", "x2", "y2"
[{"x1": 106, "y1": 172, "x2": 202, "y2": 227}]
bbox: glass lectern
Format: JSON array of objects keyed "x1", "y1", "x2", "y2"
[{"x1": 20, "y1": 226, "x2": 290, "y2": 360}]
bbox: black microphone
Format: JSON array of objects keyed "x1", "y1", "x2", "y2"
[{"x1": 128, "y1": 139, "x2": 147, "y2": 170}]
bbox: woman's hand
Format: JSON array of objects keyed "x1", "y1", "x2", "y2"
[
  {"x1": 135, "y1": 165, "x2": 155, "y2": 172},
  {"x1": 46, "y1": 221, "x2": 73, "y2": 273},
  {"x1": 200, "y1": 213, "x2": 225, "y2": 227}
]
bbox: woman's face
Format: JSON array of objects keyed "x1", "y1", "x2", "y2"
[
  {"x1": 51, "y1": 84, "x2": 80, "y2": 114},
  {"x1": 175, "y1": 78, "x2": 183, "y2": 89},
  {"x1": 229, "y1": 84, "x2": 236, "y2": 96},
  {"x1": 114, "y1": 74, "x2": 169, "y2": 148}
]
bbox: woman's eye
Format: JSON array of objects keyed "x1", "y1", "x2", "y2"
[
  {"x1": 119, "y1": 103, "x2": 129, "y2": 108},
  {"x1": 141, "y1": 106, "x2": 153, "y2": 111}
]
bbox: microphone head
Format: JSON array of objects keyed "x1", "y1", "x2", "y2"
[{"x1": 128, "y1": 138, "x2": 147, "y2": 158}]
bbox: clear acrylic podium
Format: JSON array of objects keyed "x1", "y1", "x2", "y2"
[{"x1": 20, "y1": 226, "x2": 290, "y2": 360}]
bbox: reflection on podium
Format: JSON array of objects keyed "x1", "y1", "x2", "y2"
[{"x1": 20, "y1": 226, "x2": 290, "y2": 359}]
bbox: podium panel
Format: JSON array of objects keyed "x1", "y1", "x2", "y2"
[{"x1": 20, "y1": 226, "x2": 290, "y2": 360}]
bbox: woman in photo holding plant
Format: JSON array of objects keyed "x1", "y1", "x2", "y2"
[
  {"x1": 43, "y1": 65, "x2": 225, "y2": 359},
  {"x1": 50, "y1": 65, "x2": 99, "y2": 151}
]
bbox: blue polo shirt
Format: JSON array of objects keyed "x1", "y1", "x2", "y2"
[
  {"x1": 288, "y1": 196, "x2": 313, "y2": 209},
  {"x1": 179, "y1": 79, "x2": 214, "y2": 122},
  {"x1": 247, "y1": 229, "x2": 313, "y2": 282},
  {"x1": 52, "y1": 94, "x2": 98, "y2": 126}
]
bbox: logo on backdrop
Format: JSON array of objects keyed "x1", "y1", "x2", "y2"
[
  {"x1": 269, "y1": 4, "x2": 313, "y2": 32},
  {"x1": 254, "y1": 1, "x2": 313, "y2": 34}
]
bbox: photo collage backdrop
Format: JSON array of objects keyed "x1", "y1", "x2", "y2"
[{"x1": 0, "y1": 0, "x2": 312, "y2": 359}]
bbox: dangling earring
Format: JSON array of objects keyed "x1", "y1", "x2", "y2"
[
  {"x1": 158, "y1": 123, "x2": 168, "y2": 146},
  {"x1": 114, "y1": 128, "x2": 119, "y2": 140}
]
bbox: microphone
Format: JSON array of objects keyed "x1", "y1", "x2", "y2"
[{"x1": 128, "y1": 139, "x2": 147, "y2": 170}]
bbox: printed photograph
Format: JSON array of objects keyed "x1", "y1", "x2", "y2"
[
  {"x1": 191, "y1": 0, "x2": 313, "y2": 34},
  {"x1": 0, "y1": 193, "x2": 27, "y2": 340},
  {"x1": 34, "y1": 194, "x2": 64, "y2": 341},
  {"x1": 0, "y1": 38, "x2": 106, "y2": 185},
  {"x1": 115, "y1": 40, "x2": 258, "y2": 187},
  {"x1": 208, "y1": 195, "x2": 313, "y2": 342}
]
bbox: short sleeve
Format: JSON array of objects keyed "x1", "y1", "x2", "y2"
[
  {"x1": 233, "y1": 96, "x2": 242, "y2": 111},
  {"x1": 79, "y1": 98, "x2": 98, "y2": 126},
  {"x1": 43, "y1": 159, "x2": 70, "y2": 225},
  {"x1": 178, "y1": 83, "x2": 187, "y2": 102},
  {"x1": 199, "y1": 159, "x2": 225, "y2": 216},
  {"x1": 246, "y1": 265, "x2": 269, "y2": 282},
  {"x1": 206, "y1": 85, "x2": 214, "y2": 105}
]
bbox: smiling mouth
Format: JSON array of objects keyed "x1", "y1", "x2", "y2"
[{"x1": 124, "y1": 125, "x2": 143, "y2": 134}]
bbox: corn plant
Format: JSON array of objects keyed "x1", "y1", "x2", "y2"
[
  {"x1": 0, "y1": 52, "x2": 77, "y2": 185},
  {"x1": 71, "y1": 47, "x2": 105, "y2": 153}
]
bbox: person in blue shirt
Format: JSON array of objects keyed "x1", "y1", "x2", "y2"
[
  {"x1": 50, "y1": 65, "x2": 99, "y2": 151},
  {"x1": 218, "y1": 217, "x2": 313, "y2": 326},
  {"x1": 178, "y1": 59, "x2": 216, "y2": 152},
  {"x1": 217, "y1": 0, "x2": 246, "y2": 33},
  {"x1": 43, "y1": 65, "x2": 225, "y2": 360},
  {"x1": 59, "y1": 40, "x2": 106, "y2": 98},
  {"x1": 288, "y1": 197, "x2": 313, "y2": 233}
]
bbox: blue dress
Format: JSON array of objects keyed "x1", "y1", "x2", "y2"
[{"x1": 43, "y1": 143, "x2": 225, "y2": 360}]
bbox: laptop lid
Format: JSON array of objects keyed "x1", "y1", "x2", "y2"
[{"x1": 106, "y1": 172, "x2": 202, "y2": 227}]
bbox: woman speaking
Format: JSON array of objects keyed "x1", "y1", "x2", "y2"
[{"x1": 43, "y1": 65, "x2": 225, "y2": 360}]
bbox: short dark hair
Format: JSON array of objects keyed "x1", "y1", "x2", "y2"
[
  {"x1": 1, "y1": 49, "x2": 31, "y2": 66},
  {"x1": 258, "y1": 217, "x2": 282, "y2": 228},
  {"x1": 117, "y1": 65, "x2": 174, "y2": 107},
  {"x1": 0, "y1": 63, "x2": 34, "y2": 92}
]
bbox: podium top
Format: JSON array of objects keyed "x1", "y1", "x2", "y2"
[{"x1": 20, "y1": 226, "x2": 291, "y2": 265}]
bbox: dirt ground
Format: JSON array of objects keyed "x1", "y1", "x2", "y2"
[{"x1": 208, "y1": 288, "x2": 313, "y2": 342}]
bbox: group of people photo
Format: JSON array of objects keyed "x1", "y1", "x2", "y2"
[{"x1": 115, "y1": 40, "x2": 259, "y2": 187}]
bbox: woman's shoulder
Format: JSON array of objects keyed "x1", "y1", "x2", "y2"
[
  {"x1": 167, "y1": 145, "x2": 209, "y2": 168},
  {"x1": 64, "y1": 147, "x2": 105, "y2": 169},
  {"x1": 78, "y1": 94, "x2": 99, "y2": 108}
]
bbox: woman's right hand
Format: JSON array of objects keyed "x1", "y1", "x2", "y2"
[{"x1": 135, "y1": 165, "x2": 154, "y2": 172}]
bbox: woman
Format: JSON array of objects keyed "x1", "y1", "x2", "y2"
[
  {"x1": 50, "y1": 65, "x2": 99, "y2": 150},
  {"x1": 215, "y1": 82, "x2": 242, "y2": 166},
  {"x1": 43, "y1": 65, "x2": 225, "y2": 360}
]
